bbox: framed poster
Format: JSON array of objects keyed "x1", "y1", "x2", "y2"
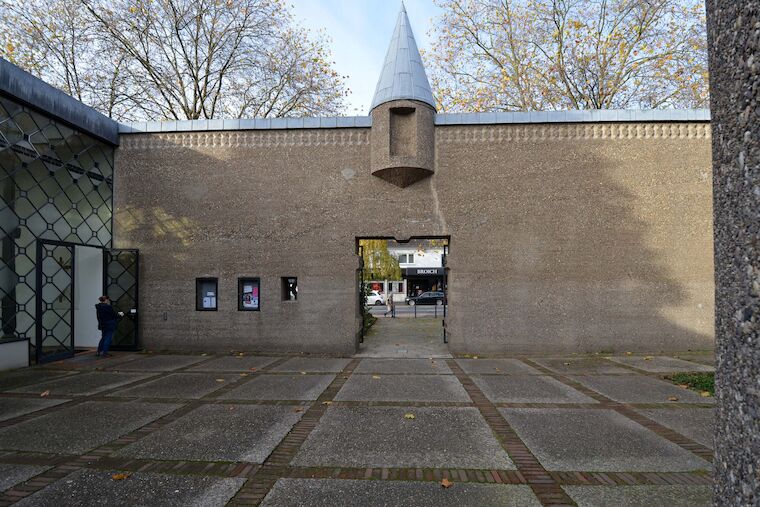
[{"x1": 238, "y1": 277, "x2": 261, "y2": 311}]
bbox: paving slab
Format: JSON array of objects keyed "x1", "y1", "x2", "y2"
[
  {"x1": 15, "y1": 469, "x2": 244, "y2": 507},
  {"x1": 116, "y1": 404, "x2": 303, "y2": 462},
  {"x1": 219, "y1": 374, "x2": 334, "y2": 401},
  {"x1": 454, "y1": 358, "x2": 540, "y2": 375},
  {"x1": 570, "y1": 374, "x2": 712, "y2": 404},
  {"x1": 10, "y1": 371, "x2": 152, "y2": 396},
  {"x1": 672, "y1": 353, "x2": 715, "y2": 366},
  {"x1": 530, "y1": 357, "x2": 633, "y2": 375},
  {"x1": 186, "y1": 355, "x2": 280, "y2": 372},
  {"x1": 472, "y1": 375, "x2": 597, "y2": 404},
  {"x1": 271, "y1": 358, "x2": 351, "y2": 373},
  {"x1": 335, "y1": 374, "x2": 470, "y2": 402},
  {"x1": 0, "y1": 397, "x2": 69, "y2": 422},
  {"x1": 292, "y1": 406, "x2": 515, "y2": 469},
  {"x1": 0, "y1": 463, "x2": 51, "y2": 491},
  {"x1": 634, "y1": 407, "x2": 714, "y2": 448},
  {"x1": 563, "y1": 485, "x2": 712, "y2": 506},
  {"x1": 500, "y1": 408, "x2": 710, "y2": 472},
  {"x1": 353, "y1": 358, "x2": 452, "y2": 374},
  {"x1": 0, "y1": 369, "x2": 76, "y2": 392},
  {"x1": 261, "y1": 479, "x2": 541, "y2": 507},
  {"x1": 107, "y1": 373, "x2": 239, "y2": 399},
  {"x1": 44, "y1": 352, "x2": 141, "y2": 370},
  {"x1": 107, "y1": 354, "x2": 208, "y2": 371},
  {"x1": 356, "y1": 318, "x2": 451, "y2": 358},
  {"x1": 606, "y1": 356, "x2": 714, "y2": 373},
  {"x1": 0, "y1": 400, "x2": 179, "y2": 454}
]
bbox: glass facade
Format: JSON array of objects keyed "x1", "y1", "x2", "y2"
[{"x1": 0, "y1": 95, "x2": 114, "y2": 362}]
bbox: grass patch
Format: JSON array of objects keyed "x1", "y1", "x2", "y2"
[{"x1": 666, "y1": 372, "x2": 715, "y2": 396}]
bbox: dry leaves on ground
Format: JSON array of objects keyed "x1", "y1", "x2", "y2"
[
  {"x1": 668, "y1": 396, "x2": 679, "y2": 401},
  {"x1": 40, "y1": 390, "x2": 50, "y2": 397},
  {"x1": 111, "y1": 473, "x2": 130, "y2": 480},
  {"x1": 700, "y1": 391, "x2": 711, "y2": 397},
  {"x1": 215, "y1": 379, "x2": 225, "y2": 383},
  {"x1": 441, "y1": 478, "x2": 453, "y2": 488},
  {"x1": 404, "y1": 413, "x2": 416, "y2": 420},
  {"x1": 322, "y1": 401, "x2": 332, "y2": 406},
  {"x1": 372, "y1": 375, "x2": 381, "y2": 379},
  {"x1": 293, "y1": 407, "x2": 304, "y2": 413}
]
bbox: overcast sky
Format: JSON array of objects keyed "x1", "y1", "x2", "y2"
[{"x1": 290, "y1": 0, "x2": 442, "y2": 115}]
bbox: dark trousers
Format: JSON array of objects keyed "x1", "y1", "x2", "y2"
[{"x1": 98, "y1": 327, "x2": 115, "y2": 355}]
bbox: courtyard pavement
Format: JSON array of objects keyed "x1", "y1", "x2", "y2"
[{"x1": 0, "y1": 348, "x2": 714, "y2": 506}]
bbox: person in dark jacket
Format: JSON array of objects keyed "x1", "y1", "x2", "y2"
[{"x1": 95, "y1": 296, "x2": 122, "y2": 357}]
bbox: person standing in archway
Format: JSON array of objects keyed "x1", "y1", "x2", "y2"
[{"x1": 95, "y1": 296, "x2": 123, "y2": 357}]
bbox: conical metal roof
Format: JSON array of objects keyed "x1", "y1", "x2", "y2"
[{"x1": 370, "y1": 3, "x2": 436, "y2": 112}]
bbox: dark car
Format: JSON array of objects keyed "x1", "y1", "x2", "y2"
[{"x1": 405, "y1": 291, "x2": 446, "y2": 306}]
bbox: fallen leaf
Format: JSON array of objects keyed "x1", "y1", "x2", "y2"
[
  {"x1": 668, "y1": 396, "x2": 679, "y2": 401},
  {"x1": 494, "y1": 368, "x2": 501, "y2": 372},
  {"x1": 372, "y1": 375, "x2": 381, "y2": 379},
  {"x1": 216, "y1": 379, "x2": 225, "y2": 383},
  {"x1": 563, "y1": 362, "x2": 571, "y2": 366},
  {"x1": 700, "y1": 391, "x2": 711, "y2": 397},
  {"x1": 40, "y1": 390, "x2": 50, "y2": 397},
  {"x1": 249, "y1": 367, "x2": 258, "y2": 372},
  {"x1": 322, "y1": 401, "x2": 332, "y2": 405},
  {"x1": 472, "y1": 356, "x2": 479, "y2": 359},
  {"x1": 678, "y1": 384, "x2": 689, "y2": 389},
  {"x1": 342, "y1": 376, "x2": 349, "y2": 379},
  {"x1": 239, "y1": 373, "x2": 248, "y2": 377},
  {"x1": 111, "y1": 473, "x2": 130, "y2": 481},
  {"x1": 238, "y1": 353, "x2": 244, "y2": 357},
  {"x1": 441, "y1": 478, "x2": 453, "y2": 488},
  {"x1": 201, "y1": 353, "x2": 208, "y2": 357},
  {"x1": 625, "y1": 351, "x2": 633, "y2": 356},
  {"x1": 293, "y1": 407, "x2": 304, "y2": 413},
  {"x1": 228, "y1": 406, "x2": 235, "y2": 411},
  {"x1": 644, "y1": 356, "x2": 653, "y2": 361},
  {"x1": 404, "y1": 413, "x2": 416, "y2": 420},
  {"x1": 300, "y1": 371, "x2": 307, "y2": 375}
]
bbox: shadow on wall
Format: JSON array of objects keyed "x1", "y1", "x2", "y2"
[{"x1": 438, "y1": 126, "x2": 715, "y2": 353}]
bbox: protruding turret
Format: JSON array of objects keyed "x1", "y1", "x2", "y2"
[{"x1": 370, "y1": 3, "x2": 436, "y2": 188}]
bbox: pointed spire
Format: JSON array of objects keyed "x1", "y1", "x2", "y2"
[{"x1": 370, "y1": 3, "x2": 436, "y2": 112}]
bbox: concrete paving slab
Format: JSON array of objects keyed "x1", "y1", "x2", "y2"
[
  {"x1": 272, "y1": 358, "x2": 351, "y2": 373},
  {"x1": 353, "y1": 358, "x2": 452, "y2": 374},
  {"x1": 292, "y1": 406, "x2": 515, "y2": 469},
  {"x1": 563, "y1": 485, "x2": 712, "y2": 506},
  {"x1": 45, "y1": 352, "x2": 141, "y2": 370},
  {"x1": 634, "y1": 407, "x2": 714, "y2": 448},
  {"x1": 0, "y1": 369, "x2": 76, "y2": 392},
  {"x1": 672, "y1": 353, "x2": 714, "y2": 366},
  {"x1": 472, "y1": 375, "x2": 597, "y2": 403},
  {"x1": 116, "y1": 404, "x2": 303, "y2": 462},
  {"x1": 500, "y1": 408, "x2": 710, "y2": 472},
  {"x1": 570, "y1": 375, "x2": 712, "y2": 404},
  {"x1": 186, "y1": 356, "x2": 280, "y2": 372},
  {"x1": 261, "y1": 479, "x2": 541, "y2": 507},
  {"x1": 334, "y1": 374, "x2": 470, "y2": 402},
  {"x1": 108, "y1": 354, "x2": 208, "y2": 371},
  {"x1": 0, "y1": 397, "x2": 69, "y2": 422},
  {"x1": 107, "y1": 373, "x2": 239, "y2": 399},
  {"x1": 10, "y1": 372, "x2": 152, "y2": 396},
  {"x1": 454, "y1": 359, "x2": 540, "y2": 375},
  {"x1": 356, "y1": 319, "x2": 451, "y2": 358},
  {"x1": 0, "y1": 401, "x2": 179, "y2": 454},
  {"x1": 530, "y1": 357, "x2": 633, "y2": 375},
  {"x1": 0, "y1": 463, "x2": 50, "y2": 491},
  {"x1": 607, "y1": 356, "x2": 714, "y2": 373},
  {"x1": 219, "y1": 374, "x2": 335, "y2": 401},
  {"x1": 14, "y1": 469, "x2": 244, "y2": 507}
]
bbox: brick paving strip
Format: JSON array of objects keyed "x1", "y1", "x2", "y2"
[
  {"x1": 227, "y1": 358, "x2": 362, "y2": 506},
  {"x1": 519, "y1": 359, "x2": 714, "y2": 462},
  {"x1": 0, "y1": 355, "x2": 290, "y2": 505},
  {"x1": 445, "y1": 359, "x2": 576, "y2": 507}
]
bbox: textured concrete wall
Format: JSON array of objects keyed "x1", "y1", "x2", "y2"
[
  {"x1": 706, "y1": 2, "x2": 760, "y2": 504},
  {"x1": 114, "y1": 121, "x2": 714, "y2": 355}
]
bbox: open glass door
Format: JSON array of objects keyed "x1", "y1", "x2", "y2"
[
  {"x1": 104, "y1": 249, "x2": 139, "y2": 350},
  {"x1": 36, "y1": 240, "x2": 75, "y2": 363}
]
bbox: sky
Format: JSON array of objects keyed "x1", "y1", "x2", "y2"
[{"x1": 290, "y1": 0, "x2": 443, "y2": 115}]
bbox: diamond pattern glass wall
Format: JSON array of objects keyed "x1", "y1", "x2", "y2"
[{"x1": 0, "y1": 95, "x2": 113, "y2": 362}]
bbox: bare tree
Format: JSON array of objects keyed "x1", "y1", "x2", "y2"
[
  {"x1": 0, "y1": 0, "x2": 347, "y2": 120},
  {"x1": 426, "y1": 0, "x2": 708, "y2": 112}
]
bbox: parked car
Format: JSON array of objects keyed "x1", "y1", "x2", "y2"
[
  {"x1": 366, "y1": 290, "x2": 386, "y2": 306},
  {"x1": 405, "y1": 291, "x2": 446, "y2": 306}
]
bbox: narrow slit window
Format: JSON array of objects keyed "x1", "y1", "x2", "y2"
[
  {"x1": 282, "y1": 277, "x2": 297, "y2": 301},
  {"x1": 196, "y1": 278, "x2": 218, "y2": 311}
]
